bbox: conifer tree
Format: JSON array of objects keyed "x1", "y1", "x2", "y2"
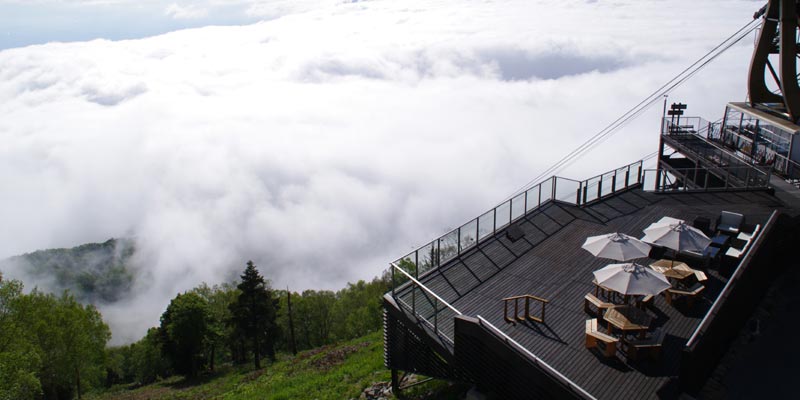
[{"x1": 229, "y1": 261, "x2": 278, "y2": 369}]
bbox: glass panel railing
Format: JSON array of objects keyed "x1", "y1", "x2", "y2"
[
  {"x1": 662, "y1": 117, "x2": 708, "y2": 136},
  {"x1": 583, "y1": 176, "x2": 601, "y2": 203},
  {"x1": 540, "y1": 177, "x2": 554, "y2": 203},
  {"x1": 391, "y1": 263, "x2": 462, "y2": 346},
  {"x1": 459, "y1": 219, "x2": 478, "y2": 252},
  {"x1": 600, "y1": 171, "x2": 615, "y2": 197},
  {"x1": 525, "y1": 184, "x2": 541, "y2": 212},
  {"x1": 439, "y1": 230, "x2": 459, "y2": 265},
  {"x1": 418, "y1": 241, "x2": 436, "y2": 275},
  {"x1": 391, "y1": 160, "x2": 647, "y2": 296},
  {"x1": 613, "y1": 166, "x2": 627, "y2": 192},
  {"x1": 553, "y1": 177, "x2": 580, "y2": 204},
  {"x1": 642, "y1": 166, "x2": 770, "y2": 192},
  {"x1": 641, "y1": 169, "x2": 659, "y2": 191},
  {"x1": 477, "y1": 210, "x2": 494, "y2": 241},
  {"x1": 495, "y1": 201, "x2": 511, "y2": 231},
  {"x1": 510, "y1": 193, "x2": 526, "y2": 222}
]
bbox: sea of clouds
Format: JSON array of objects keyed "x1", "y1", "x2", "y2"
[{"x1": 0, "y1": 0, "x2": 761, "y2": 343}]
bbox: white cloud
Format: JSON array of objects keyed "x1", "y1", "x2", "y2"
[
  {"x1": 164, "y1": 3, "x2": 209, "y2": 19},
  {"x1": 0, "y1": 0, "x2": 760, "y2": 343}
]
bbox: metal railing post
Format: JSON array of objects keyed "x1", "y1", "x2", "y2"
[
  {"x1": 412, "y1": 286, "x2": 416, "y2": 314},
  {"x1": 538, "y1": 183, "x2": 542, "y2": 206},
  {"x1": 637, "y1": 163, "x2": 642, "y2": 183},
  {"x1": 597, "y1": 179, "x2": 602, "y2": 199},
  {"x1": 611, "y1": 173, "x2": 617, "y2": 193},
  {"x1": 476, "y1": 218, "x2": 480, "y2": 245},
  {"x1": 415, "y1": 251, "x2": 419, "y2": 278},
  {"x1": 493, "y1": 208, "x2": 497, "y2": 233},
  {"x1": 437, "y1": 239, "x2": 441, "y2": 267},
  {"x1": 524, "y1": 190, "x2": 528, "y2": 214},
  {"x1": 434, "y1": 298, "x2": 438, "y2": 333},
  {"x1": 457, "y1": 227, "x2": 461, "y2": 253}
]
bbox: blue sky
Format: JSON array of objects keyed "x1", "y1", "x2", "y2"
[{"x1": 0, "y1": 0, "x2": 282, "y2": 50}]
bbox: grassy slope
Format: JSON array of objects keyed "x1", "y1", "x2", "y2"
[{"x1": 87, "y1": 331, "x2": 390, "y2": 400}]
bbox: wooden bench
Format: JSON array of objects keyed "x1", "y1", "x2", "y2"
[
  {"x1": 665, "y1": 283, "x2": 705, "y2": 307},
  {"x1": 626, "y1": 328, "x2": 665, "y2": 362},
  {"x1": 638, "y1": 294, "x2": 654, "y2": 309},
  {"x1": 694, "y1": 270, "x2": 708, "y2": 282},
  {"x1": 584, "y1": 293, "x2": 614, "y2": 316},
  {"x1": 585, "y1": 318, "x2": 619, "y2": 358}
]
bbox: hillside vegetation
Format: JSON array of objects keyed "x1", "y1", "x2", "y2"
[
  {"x1": 88, "y1": 331, "x2": 389, "y2": 400},
  {"x1": 1, "y1": 251, "x2": 397, "y2": 400},
  {"x1": 0, "y1": 238, "x2": 135, "y2": 303}
]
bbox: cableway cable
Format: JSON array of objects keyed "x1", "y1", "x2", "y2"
[{"x1": 501, "y1": 17, "x2": 762, "y2": 202}]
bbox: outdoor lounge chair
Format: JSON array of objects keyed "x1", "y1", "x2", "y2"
[
  {"x1": 726, "y1": 237, "x2": 751, "y2": 258},
  {"x1": 626, "y1": 328, "x2": 665, "y2": 362},
  {"x1": 716, "y1": 211, "x2": 745, "y2": 234},
  {"x1": 585, "y1": 318, "x2": 618, "y2": 358},
  {"x1": 737, "y1": 223, "x2": 760, "y2": 241},
  {"x1": 584, "y1": 293, "x2": 614, "y2": 316},
  {"x1": 666, "y1": 283, "x2": 705, "y2": 307}
]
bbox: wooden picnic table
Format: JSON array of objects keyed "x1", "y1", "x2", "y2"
[
  {"x1": 603, "y1": 306, "x2": 653, "y2": 342},
  {"x1": 592, "y1": 278, "x2": 653, "y2": 306},
  {"x1": 650, "y1": 259, "x2": 695, "y2": 281}
]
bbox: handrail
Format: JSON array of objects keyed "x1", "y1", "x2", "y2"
[
  {"x1": 675, "y1": 116, "x2": 800, "y2": 181},
  {"x1": 391, "y1": 160, "x2": 643, "y2": 284},
  {"x1": 477, "y1": 316, "x2": 598, "y2": 400},
  {"x1": 501, "y1": 294, "x2": 550, "y2": 303},
  {"x1": 664, "y1": 117, "x2": 752, "y2": 158},
  {"x1": 503, "y1": 294, "x2": 549, "y2": 323},
  {"x1": 390, "y1": 160, "x2": 644, "y2": 308},
  {"x1": 391, "y1": 262, "x2": 462, "y2": 316},
  {"x1": 643, "y1": 165, "x2": 771, "y2": 192},
  {"x1": 685, "y1": 210, "x2": 778, "y2": 348}
]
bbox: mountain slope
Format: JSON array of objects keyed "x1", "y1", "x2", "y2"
[{"x1": 0, "y1": 238, "x2": 135, "y2": 303}]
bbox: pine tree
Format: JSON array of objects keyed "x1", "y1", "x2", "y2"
[{"x1": 229, "y1": 261, "x2": 278, "y2": 369}]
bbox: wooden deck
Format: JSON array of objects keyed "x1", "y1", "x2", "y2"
[{"x1": 395, "y1": 188, "x2": 785, "y2": 399}]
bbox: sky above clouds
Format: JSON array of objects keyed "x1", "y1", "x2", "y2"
[
  {"x1": 0, "y1": 0, "x2": 762, "y2": 343},
  {"x1": 0, "y1": 0, "x2": 332, "y2": 50}
]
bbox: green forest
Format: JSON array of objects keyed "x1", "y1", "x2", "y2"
[
  {"x1": 0, "y1": 243, "x2": 393, "y2": 400},
  {"x1": 0, "y1": 239, "x2": 136, "y2": 304}
]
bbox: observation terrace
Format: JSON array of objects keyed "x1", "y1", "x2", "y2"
[{"x1": 383, "y1": 158, "x2": 800, "y2": 399}]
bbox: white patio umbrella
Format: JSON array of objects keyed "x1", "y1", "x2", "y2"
[
  {"x1": 582, "y1": 233, "x2": 651, "y2": 261},
  {"x1": 593, "y1": 263, "x2": 671, "y2": 296},
  {"x1": 643, "y1": 219, "x2": 711, "y2": 253}
]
